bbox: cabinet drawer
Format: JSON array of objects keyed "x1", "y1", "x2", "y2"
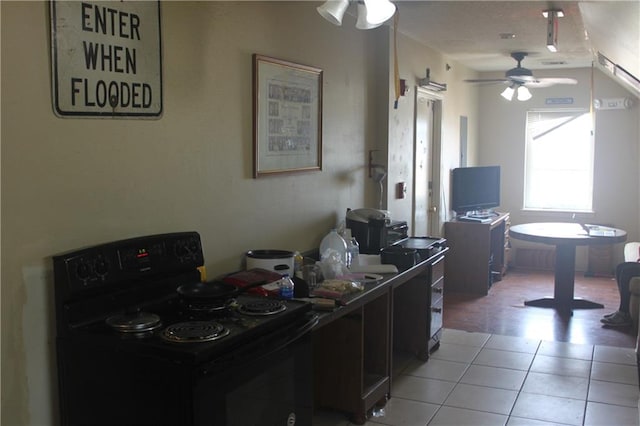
[
  {"x1": 431, "y1": 276, "x2": 443, "y2": 301},
  {"x1": 430, "y1": 296, "x2": 443, "y2": 340},
  {"x1": 430, "y1": 256, "x2": 445, "y2": 283}
]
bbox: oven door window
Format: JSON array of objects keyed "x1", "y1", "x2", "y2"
[{"x1": 195, "y1": 332, "x2": 313, "y2": 426}]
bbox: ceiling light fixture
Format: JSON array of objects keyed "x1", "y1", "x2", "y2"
[
  {"x1": 516, "y1": 85, "x2": 532, "y2": 101},
  {"x1": 543, "y1": 9, "x2": 564, "y2": 52},
  {"x1": 317, "y1": 0, "x2": 396, "y2": 30},
  {"x1": 501, "y1": 84, "x2": 532, "y2": 102},
  {"x1": 500, "y1": 85, "x2": 516, "y2": 101},
  {"x1": 317, "y1": 0, "x2": 350, "y2": 25},
  {"x1": 418, "y1": 68, "x2": 447, "y2": 92}
]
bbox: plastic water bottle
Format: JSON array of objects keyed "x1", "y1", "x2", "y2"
[
  {"x1": 347, "y1": 237, "x2": 360, "y2": 268},
  {"x1": 279, "y1": 274, "x2": 295, "y2": 299},
  {"x1": 319, "y1": 229, "x2": 348, "y2": 264}
]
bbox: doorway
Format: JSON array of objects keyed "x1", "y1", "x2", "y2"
[{"x1": 412, "y1": 88, "x2": 443, "y2": 237}]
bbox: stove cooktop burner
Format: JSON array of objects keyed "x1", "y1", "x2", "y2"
[
  {"x1": 106, "y1": 312, "x2": 163, "y2": 333},
  {"x1": 237, "y1": 299, "x2": 286, "y2": 316},
  {"x1": 180, "y1": 298, "x2": 231, "y2": 315},
  {"x1": 161, "y1": 321, "x2": 230, "y2": 343}
]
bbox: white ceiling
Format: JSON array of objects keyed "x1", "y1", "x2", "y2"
[{"x1": 393, "y1": 1, "x2": 640, "y2": 79}]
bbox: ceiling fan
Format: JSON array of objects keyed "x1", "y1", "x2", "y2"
[{"x1": 465, "y1": 52, "x2": 578, "y2": 100}]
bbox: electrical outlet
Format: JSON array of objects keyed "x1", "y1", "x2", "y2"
[{"x1": 396, "y1": 182, "x2": 407, "y2": 199}]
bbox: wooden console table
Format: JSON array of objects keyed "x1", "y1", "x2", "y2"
[{"x1": 444, "y1": 212, "x2": 510, "y2": 295}]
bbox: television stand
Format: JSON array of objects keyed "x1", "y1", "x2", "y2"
[{"x1": 444, "y1": 212, "x2": 511, "y2": 295}]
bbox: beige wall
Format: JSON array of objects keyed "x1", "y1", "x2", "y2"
[
  {"x1": 385, "y1": 31, "x2": 480, "y2": 232},
  {"x1": 2, "y1": 2, "x2": 638, "y2": 424},
  {"x1": 1, "y1": 1, "x2": 480, "y2": 424}
]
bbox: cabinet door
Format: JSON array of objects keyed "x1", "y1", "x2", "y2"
[
  {"x1": 429, "y1": 256, "x2": 445, "y2": 353},
  {"x1": 392, "y1": 274, "x2": 429, "y2": 359},
  {"x1": 444, "y1": 213, "x2": 509, "y2": 294},
  {"x1": 313, "y1": 291, "x2": 391, "y2": 424},
  {"x1": 430, "y1": 296, "x2": 443, "y2": 349}
]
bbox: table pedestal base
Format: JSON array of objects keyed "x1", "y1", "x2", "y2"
[{"x1": 524, "y1": 297, "x2": 604, "y2": 311}]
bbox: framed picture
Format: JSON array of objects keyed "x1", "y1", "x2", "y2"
[{"x1": 253, "y1": 54, "x2": 322, "y2": 178}]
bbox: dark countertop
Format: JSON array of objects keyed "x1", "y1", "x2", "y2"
[{"x1": 311, "y1": 247, "x2": 448, "y2": 329}]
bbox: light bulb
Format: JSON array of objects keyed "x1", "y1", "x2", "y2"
[
  {"x1": 317, "y1": 0, "x2": 350, "y2": 26},
  {"x1": 500, "y1": 86, "x2": 515, "y2": 101},
  {"x1": 358, "y1": 0, "x2": 396, "y2": 29},
  {"x1": 517, "y1": 86, "x2": 532, "y2": 101}
]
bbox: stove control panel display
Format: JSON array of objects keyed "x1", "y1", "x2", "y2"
[
  {"x1": 53, "y1": 232, "x2": 204, "y2": 298},
  {"x1": 118, "y1": 242, "x2": 166, "y2": 272}
]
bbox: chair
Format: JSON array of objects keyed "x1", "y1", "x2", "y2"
[
  {"x1": 626, "y1": 242, "x2": 640, "y2": 330},
  {"x1": 625, "y1": 242, "x2": 640, "y2": 397}
]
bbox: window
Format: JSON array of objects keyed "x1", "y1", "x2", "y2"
[{"x1": 523, "y1": 109, "x2": 594, "y2": 212}]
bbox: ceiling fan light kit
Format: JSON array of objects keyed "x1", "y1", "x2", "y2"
[
  {"x1": 465, "y1": 51, "x2": 577, "y2": 102},
  {"x1": 500, "y1": 84, "x2": 531, "y2": 102},
  {"x1": 317, "y1": 0, "x2": 396, "y2": 29}
]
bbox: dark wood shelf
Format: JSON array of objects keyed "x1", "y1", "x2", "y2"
[
  {"x1": 444, "y1": 212, "x2": 510, "y2": 295},
  {"x1": 312, "y1": 247, "x2": 448, "y2": 424}
]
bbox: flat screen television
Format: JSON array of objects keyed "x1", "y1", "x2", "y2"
[{"x1": 451, "y1": 166, "x2": 501, "y2": 215}]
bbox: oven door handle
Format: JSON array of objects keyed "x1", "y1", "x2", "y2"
[{"x1": 198, "y1": 313, "x2": 318, "y2": 376}]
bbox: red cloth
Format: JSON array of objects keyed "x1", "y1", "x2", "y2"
[{"x1": 222, "y1": 268, "x2": 283, "y2": 296}]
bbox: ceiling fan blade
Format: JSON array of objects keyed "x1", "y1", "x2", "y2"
[
  {"x1": 464, "y1": 78, "x2": 509, "y2": 84},
  {"x1": 523, "y1": 78, "x2": 578, "y2": 88},
  {"x1": 508, "y1": 75, "x2": 537, "y2": 83}
]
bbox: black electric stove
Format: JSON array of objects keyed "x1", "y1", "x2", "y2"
[{"x1": 53, "y1": 232, "x2": 316, "y2": 426}]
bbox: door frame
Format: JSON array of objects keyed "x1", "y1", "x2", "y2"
[{"x1": 414, "y1": 87, "x2": 443, "y2": 237}]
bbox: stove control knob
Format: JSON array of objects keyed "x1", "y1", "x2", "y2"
[
  {"x1": 174, "y1": 241, "x2": 189, "y2": 258},
  {"x1": 94, "y1": 254, "x2": 109, "y2": 278},
  {"x1": 188, "y1": 239, "x2": 199, "y2": 254},
  {"x1": 75, "y1": 260, "x2": 91, "y2": 282},
  {"x1": 174, "y1": 238, "x2": 200, "y2": 262}
]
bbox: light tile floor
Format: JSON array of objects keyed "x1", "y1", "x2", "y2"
[{"x1": 312, "y1": 328, "x2": 640, "y2": 426}]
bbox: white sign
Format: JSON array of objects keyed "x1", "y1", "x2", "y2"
[
  {"x1": 50, "y1": 1, "x2": 162, "y2": 118},
  {"x1": 545, "y1": 97, "x2": 574, "y2": 105}
]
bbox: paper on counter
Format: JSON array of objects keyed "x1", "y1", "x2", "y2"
[
  {"x1": 356, "y1": 254, "x2": 382, "y2": 265},
  {"x1": 348, "y1": 264, "x2": 398, "y2": 274}
]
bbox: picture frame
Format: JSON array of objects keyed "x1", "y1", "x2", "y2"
[{"x1": 253, "y1": 54, "x2": 323, "y2": 178}]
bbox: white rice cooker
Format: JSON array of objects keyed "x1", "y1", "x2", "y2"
[{"x1": 245, "y1": 250, "x2": 295, "y2": 274}]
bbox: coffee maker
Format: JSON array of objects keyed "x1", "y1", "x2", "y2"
[{"x1": 345, "y1": 208, "x2": 408, "y2": 254}]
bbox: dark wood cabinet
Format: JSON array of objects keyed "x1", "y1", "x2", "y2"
[
  {"x1": 312, "y1": 245, "x2": 447, "y2": 424},
  {"x1": 313, "y1": 290, "x2": 391, "y2": 425},
  {"x1": 429, "y1": 255, "x2": 445, "y2": 352},
  {"x1": 392, "y1": 253, "x2": 446, "y2": 363},
  {"x1": 444, "y1": 212, "x2": 510, "y2": 295}
]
